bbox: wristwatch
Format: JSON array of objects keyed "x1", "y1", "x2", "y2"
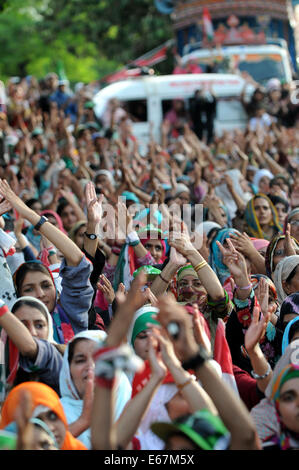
[
  {"x1": 34, "y1": 215, "x2": 48, "y2": 231},
  {"x1": 84, "y1": 232, "x2": 97, "y2": 240}
]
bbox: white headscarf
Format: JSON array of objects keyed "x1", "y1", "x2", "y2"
[
  {"x1": 59, "y1": 330, "x2": 132, "y2": 449},
  {"x1": 273, "y1": 256, "x2": 299, "y2": 305},
  {"x1": 11, "y1": 296, "x2": 55, "y2": 343},
  {"x1": 95, "y1": 170, "x2": 115, "y2": 187},
  {"x1": 253, "y1": 169, "x2": 274, "y2": 190}
]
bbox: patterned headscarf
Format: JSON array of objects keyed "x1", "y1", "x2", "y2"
[
  {"x1": 273, "y1": 255, "x2": 299, "y2": 305},
  {"x1": 209, "y1": 228, "x2": 241, "y2": 284},
  {"x1": 245, "y1": 194, "x2": 282, "y2": 240},
  {"x1": 251, "y1": 339, "x2": 299, "y2": 450},
  {"x1": 265, "y1": 234, "x2": 299, "y2": 278}
]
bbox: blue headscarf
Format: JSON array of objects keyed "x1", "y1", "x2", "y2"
[
  {"x1": 209, "y1": 227, "x2": 240, "y2": 284},
  {"x1": 281, "y1": 317, "x2": 299, "y2": 355}
]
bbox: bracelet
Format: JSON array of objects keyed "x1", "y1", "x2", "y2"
[
  {"x1": 207, "y1": 290, "x2": 229, "y2": 307},
  {"x1": 236, "y1": 283, "x2": 252, "y2": 290},
  {"x1": 194, "y1": 261, "x2": 208, "y2": 272},
  {"x1": 177, "y1": 376, "x2": 195, "y2": 391},
  {"x1": 48, "y1": 250, "x2": 57, "y2": 257},
  {"x1": 251, "y1": 362, "x2": 272, "y2": 380},
  {"x1": 126, "y1": 231, "x2": 140, "y2": 246},
  {"x1": 159, "y1": 273, "x2": 170, "y2": 284}
]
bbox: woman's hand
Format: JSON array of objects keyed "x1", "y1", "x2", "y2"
[
  {"x1": 85, "y1": 181, "x2": 104, "y2": 226},
  {"x1": 216, "y1": 238, "x2": 249, "y2": 282},
  {"x1": 156, "y1": 293, "x2": 199, "y2": 363},
  {"x1": 106, "y1": 272, "x2": 148, "y2": 347},
  {"x1": 151, "y1": 328, "x2": 181, "y2": 370},
  {"x1": 14, "y1": 390, "x2": 34, "y2": 450},
  {"x1": 97, "y1": 274, "x2": 115, "y2": 305},
  {"x1": 244, "y1": 305, "x2": 270, "y2": 354},
  {"x1": 80, "y1": 369, "x2": 95, "y2": 429},
  {"x1": 0, "y1": 179, "x2": 30, "y2": 218},
  {"x1": 169, "y1": 245, "x2": 187, "y2": 267},
  {"x1": 192, "y1": 303, "x2": 211, "y2": 356},
  {"x1": 147, "y1": 336, "x2": 167, "y2": 383},
  {"x1": 284, "y1": 223, "x2": 297, "y2": 256},
  {"x1": 229, "y1": 232, "x2": 256, "y2": 258},
  {"x1": 168, "y1": 231, "x2": 196, "y2": 258}
]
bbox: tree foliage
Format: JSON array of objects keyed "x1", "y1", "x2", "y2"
[{"x1": 0, "y1": 0, "x2": 173, "y2": 83}]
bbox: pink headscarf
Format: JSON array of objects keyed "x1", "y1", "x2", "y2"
[
  {"x1": 251, "y1": 238, "x2": 270, "y2": 251},
  {"x1": 40, "y1": 210, "x2": 67, "y2": 234}
]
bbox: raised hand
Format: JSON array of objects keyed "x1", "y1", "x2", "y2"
[
  {"x1": 192, "y1": 303, "x2": 211, "y2": 355},
  {"x1": 85, "y1": 181, "x2": 104, "y2": 225},
  {"x1": 147, "y1": 335, "x2": 167, "y2": 382},
  {"x1": 255, "y1": 277, "x2": 269, "y2": 317},
  {"x1": 244, "y1": 305, "x2": 270, "y2": 354},
  {"x1": 0, "y1": 179, "x2": 29, "y2": 217},
  {"x1": 156, "y1": 293, "x2": 199, "y2": 363},
  {"x1": 168, "y1": 231, "x2": 195, "y2": 258},
  {"x1": 150, "y1": 328, "x2": 181, "y2": 370},
  {"x1": 216, "y1": 238, "x2": 248, "y2": 281},
  {"x1": 169, "y1": 245, "x2": 187, "y2": 267},
  {"x1": 284, "y1": 223, "x2": 297, "y2": 256},
  {"x1": 106, "y1": 271, "x2": 148, "y2": 347},
  {"x1": 97, "y1": 274, "x2": 115, "y2": 305},
  {"x1": 229, "y1": 232, "x2": 256, "y2": 258}
]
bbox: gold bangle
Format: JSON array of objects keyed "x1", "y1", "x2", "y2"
[
  {"x1": 177, "y1": 376, "x2": 195, "y2": 391},
  {"x1": 194, "y1": 261, "x2": 208, "y2": 272}
]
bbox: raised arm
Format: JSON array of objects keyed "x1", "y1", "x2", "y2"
[
  {"x1": 156, "y1": 294, "x2": 261, "y2": 450},
  {"x1": 170, "y1": 230, "x2": 225, "y2": 301},
  {"x1": 0, "y1": 179, "x2": 83, "y2": 267},
  {"x1": 0, "y1": 301, "x2": 38, "y2": 359}
]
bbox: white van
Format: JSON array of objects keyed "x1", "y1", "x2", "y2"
[{"x1": 93, "y1": 73, "x2": 253, "y2": 148}]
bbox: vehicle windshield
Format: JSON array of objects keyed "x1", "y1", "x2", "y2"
[
  {"x1": 237, "y1": 57, "x2": 286, "y2": 85},
  {"x1": 185, "y1": 53, "x2": 287, "y2": 85}
]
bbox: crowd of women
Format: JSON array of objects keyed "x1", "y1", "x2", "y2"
[{"x1": 0, "y1": 72, "x2": 298, "y2": 451}]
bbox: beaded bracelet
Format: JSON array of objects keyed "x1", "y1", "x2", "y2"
[{"x1": 251, "y1": 362, "x2": 272, "y2": 380}]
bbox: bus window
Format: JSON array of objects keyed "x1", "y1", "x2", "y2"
[{"x1": 122, "y1": 100, "x2": 147, "y2": 122}]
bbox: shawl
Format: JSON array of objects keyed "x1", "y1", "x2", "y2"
[
  {"x1": 265, "y1": 234, "x2": 299, "y2": 278},
  {"x1": 244, "y1": 194, "x2": 282, "y2": 240},
  {"x1": 209, "y1": 227, "x2": 241, "y2": 284},
  {"x1": 59, "y1": 330, "x2": 132, "y2": 449},
  {"x1": 273, "y1": 255, "x2": 299, "y2": 305},
  {"x1": 0, "y1": 381, "x2": 87, "y2": 450},
  {"x1": 251, "y1": 340, "x2": 299, "y2": 450}
]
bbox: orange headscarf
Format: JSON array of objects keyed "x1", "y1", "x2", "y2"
[{"x1": 0, "y1": 382, "x2": 87, "y2": 450}]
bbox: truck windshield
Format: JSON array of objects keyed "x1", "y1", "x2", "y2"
[
  {"x1": 184, "y1": 53, "x2": 286, "y2": 85},
  {"x1": 237, "y1": 56, "x2": 286, "y2": 85}
]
